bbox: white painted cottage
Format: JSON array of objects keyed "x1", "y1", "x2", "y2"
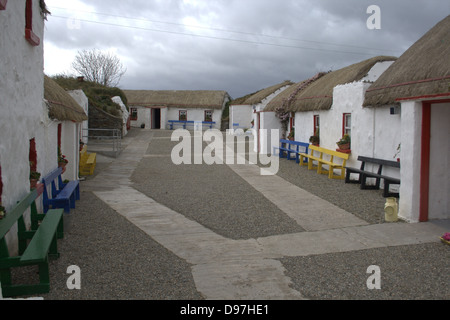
[
  {"x1": 44, "y1": 76, "x2": 88, "y2": 181},
  {"x1": 0, "y1": 0, "x2": 49, "y2": 254},
  {"x1": 229, "y1": 81, "x2": 293, "y2": 133},
  {"x1": 287, "y1": 56, "x2": 397, "y2": 169},
  {"x1": 364, "y1": 16, "x2": 450, "y2": 222},
  {"x1": 124, "y1": 90, "x2": 231, "y2": 130},
  {"x1": 238, "y1": 81, "x2": 295, "y2": 154}
]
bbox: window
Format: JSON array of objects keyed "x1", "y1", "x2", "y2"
[
  {"x1": 204, "y1": 110, "x2": 213, "y2": 122},
  {"x1": 343, "y1": 113, "x2": 351, "y2": 136},
  {"x1": 179, "y1": 110, "x2": 187, "y2": 121},
  {"x1": 290, "y1": 113, "x2": 295, "y2": 130},
  {"x1": 0, "y1": 0, "x2": 7, "y2": 10},
  {"x1": 313, "y1": 115, "x2": 320, "y2": 135},
  {"x1": 130, "y1": 108, "x2": 138, "y2": 121},
  {"x1": 25, "y1": 0, "x2": 40, "y2": 46}
]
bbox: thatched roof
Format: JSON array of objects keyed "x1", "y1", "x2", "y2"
[
  {"x1": 291, "y1": 56, "x2": 397, "y2": 112},
  {"x1": 364, "y1": 16, "x2": 450, "y2": 107},
  {"x1": 44, "y1": 75, "x2": 88, "y2": 122},
  {"x1": 124, "y1": 90, "x2": 230, "y2": 110},
  {"x1": 265, "y1": 74, "x2": 326, "y2": 112},
  {"x1": 231, "y1": 80, "x2": 294, "y2": 106}
]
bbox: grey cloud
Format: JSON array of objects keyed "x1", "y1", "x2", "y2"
[{"x1": 43, "y1": 0, "x2": 450, "y2": 98}]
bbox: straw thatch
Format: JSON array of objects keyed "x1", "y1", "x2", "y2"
[
  {"x1": 284, "y1": 56, "x2": 397, "y2": 112},
  {"x1": 124, "y1": 90, "x2": 230, "y2": 110},
  {"x1": 364, "y1": 16, "x2": 450, "y2": 107},
  {"x1": 265, "y1": 73, "x2": 327, "y2": 112},
  {"x1": 231, "y1": 80, "x2": 294, "y2": 106},
  {"x1": 44, "y1": 75, "x2": 88, "y2": 122}
]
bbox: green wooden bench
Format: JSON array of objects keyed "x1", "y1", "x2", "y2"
[{"x1": 0, "y1": 189, "x2": 64, "y2": 297}]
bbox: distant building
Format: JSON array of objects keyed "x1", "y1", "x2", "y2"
[{"x1": 124, "y1": 90, "x2": 231, "y2": 130}]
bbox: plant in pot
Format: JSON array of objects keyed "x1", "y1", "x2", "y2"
[
  {"x1": 336, "y1": 134, "x2": 351, "y2": 150},
  {"x1": 30, "y1": 170, "x2": 41, "y2": 189},
  {"x1": 309, "y1": 130, "x2": 320, "y2": 146},
  {"x1": 287, "y1": 128, "x2": 295, "y2": 141},
  {"x1": 58, "y1": 147, "x2": 69, "y2": 168},
  {"x1": 0, "y1": 204, "x2": 6, "y2": 220}
]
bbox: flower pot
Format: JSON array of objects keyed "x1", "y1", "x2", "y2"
[
  {"x1": 337, "y1": 143, "x2": 350, "y2": 150},
  {"x1": 30, "y1": 179, "x2": 38, "y2": 189}
]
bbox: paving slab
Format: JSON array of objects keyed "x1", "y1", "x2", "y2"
[{"x1": 82, "y1": 129, "x2": 449, "y2": 300}]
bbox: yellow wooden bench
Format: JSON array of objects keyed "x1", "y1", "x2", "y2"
[
  {"x1": 79, "y1": 145, "x2": 97, "y2": 176},
  {"x1": 299, "y1": 145, "x2": 350, "y2": 179}
]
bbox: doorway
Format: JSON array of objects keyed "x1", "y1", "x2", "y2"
[{"x1": 152, "y1": 108, "x2": 161, "y2": 129}]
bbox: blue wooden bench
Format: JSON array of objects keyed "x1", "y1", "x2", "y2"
[
  {"x1": 42, "y1": 167, "x2": 80, "y2": 214},
  {"x1": 273, "y1": 139, "x2": 309, "y2": 164},
  {"x1": 168, "y1": 120, "x2": 216, "y2": 130},
  {"x1": 0, "y1": 189, "x2": 64, "y2": 297}
]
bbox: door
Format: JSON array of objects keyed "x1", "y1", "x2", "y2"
[{"x1": 152, "y1": 108, "x2": 161, "y2": 129}]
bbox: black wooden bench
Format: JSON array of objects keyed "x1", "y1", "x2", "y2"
[
  {"x1": 0, "y1": 189, "x2": 64, "y2": 297},
  {"x1": 273, "y1": 139, "x2": 309, "y2": 164},
  {"x1": 42, "y1": 167, "x2": 80, "y2": 214},
  {"x1": 345, "y1": 156, "x2": 401, "y2": 198}
]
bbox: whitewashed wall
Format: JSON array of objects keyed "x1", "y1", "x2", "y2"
[
  {"x1": 229, "y1": 105, "x2": 253, "y2": 129},
  {"x1": 165, "y1": 108, "x2": 222, "y2": 130},
  {"x1": 61, "y1": 122, "x2": 80, "y2": 181},
  {"x1": 0, "y1": 1, "x2": 46, "y2": 254},
  {"x1": 398, "y1": 101, "x2": 422, "y2": 222},
  {"x1": 295, "y1": 110, "x2": 315, "y2": 143},
  {"x1": 112, "y1": 96, "x2": 129, "y2": 136},
  {"x1": 130, "y1": 106, "x2": 151, "y2": 128},
  {"x1": 295, "y1": 61, "x2": 398, "y2": 172},
  {"x1": 259, "y1": 112, "x2": 282, "y2": 154},
  {"x1": 69, "y1": 90, "x2": 89, "y2": 144},
  {"x1": 252, "y1": 85, "x2": 292, "y2": 153},
  {"x1": 428, "y1": 102, "x2": 449, "y2": 220},
  {"x1": 400, "y1": 101, "x2": 450, "y2": 222}
]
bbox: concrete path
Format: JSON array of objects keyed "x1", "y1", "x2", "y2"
[{"x1": 83, "y1": 129, "x2": 450, "y2": 300}]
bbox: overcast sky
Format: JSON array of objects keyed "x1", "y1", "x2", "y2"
[{"x1": 43, "y1": 0, "x2": 450, "y2": 99}]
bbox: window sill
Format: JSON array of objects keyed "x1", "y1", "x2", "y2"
[
  {"x1": 336, "y1": 148, "x2": 351, "y2": 154},
  {"x1": 25, "y1": 28, "x2": 40, "y2": 46}
]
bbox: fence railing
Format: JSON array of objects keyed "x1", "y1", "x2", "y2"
[{"x1": 82, "y1": 128, "x2": 122, "y2": 158}]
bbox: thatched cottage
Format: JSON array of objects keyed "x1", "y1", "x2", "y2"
[
  {"x1": 229, "y1": 80, "x2": 293, "y2": 132},
  {"x1": 262, "y1": 73, "x2": 328, "y2": 153},
  {"x1": 1, "y1": 0, "x2": 46, "y2": 212},
  {"x1": 124, "y1": 90, "x2": 231, "y2": 130},
  {"x1": 286, "y1": 56, "x2": 396, "y2": 166},
  {"x1": 364, "y1": 15, "x2": 450, "y2": 222},
  {"x1": 1, "y1": 0, "x2": 51, "y2": 255},
  {"x1": 44, "y1": 75, "x2": 88, "y2": 181}
]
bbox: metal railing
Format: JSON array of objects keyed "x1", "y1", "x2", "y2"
[{"x1": 82, "y1": 128, "x2": 122, "y2": 158}]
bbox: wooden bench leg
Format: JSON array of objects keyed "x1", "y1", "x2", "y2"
[
  {"x1": 384, "y1": 181, "x2": 400, "y2": 198},
  {"x1": 329, "y1": 166, "x2": 345, "y2": 180},
  {"x1": 345, "y1": 170, "x2": 361, "y2": 184}
]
